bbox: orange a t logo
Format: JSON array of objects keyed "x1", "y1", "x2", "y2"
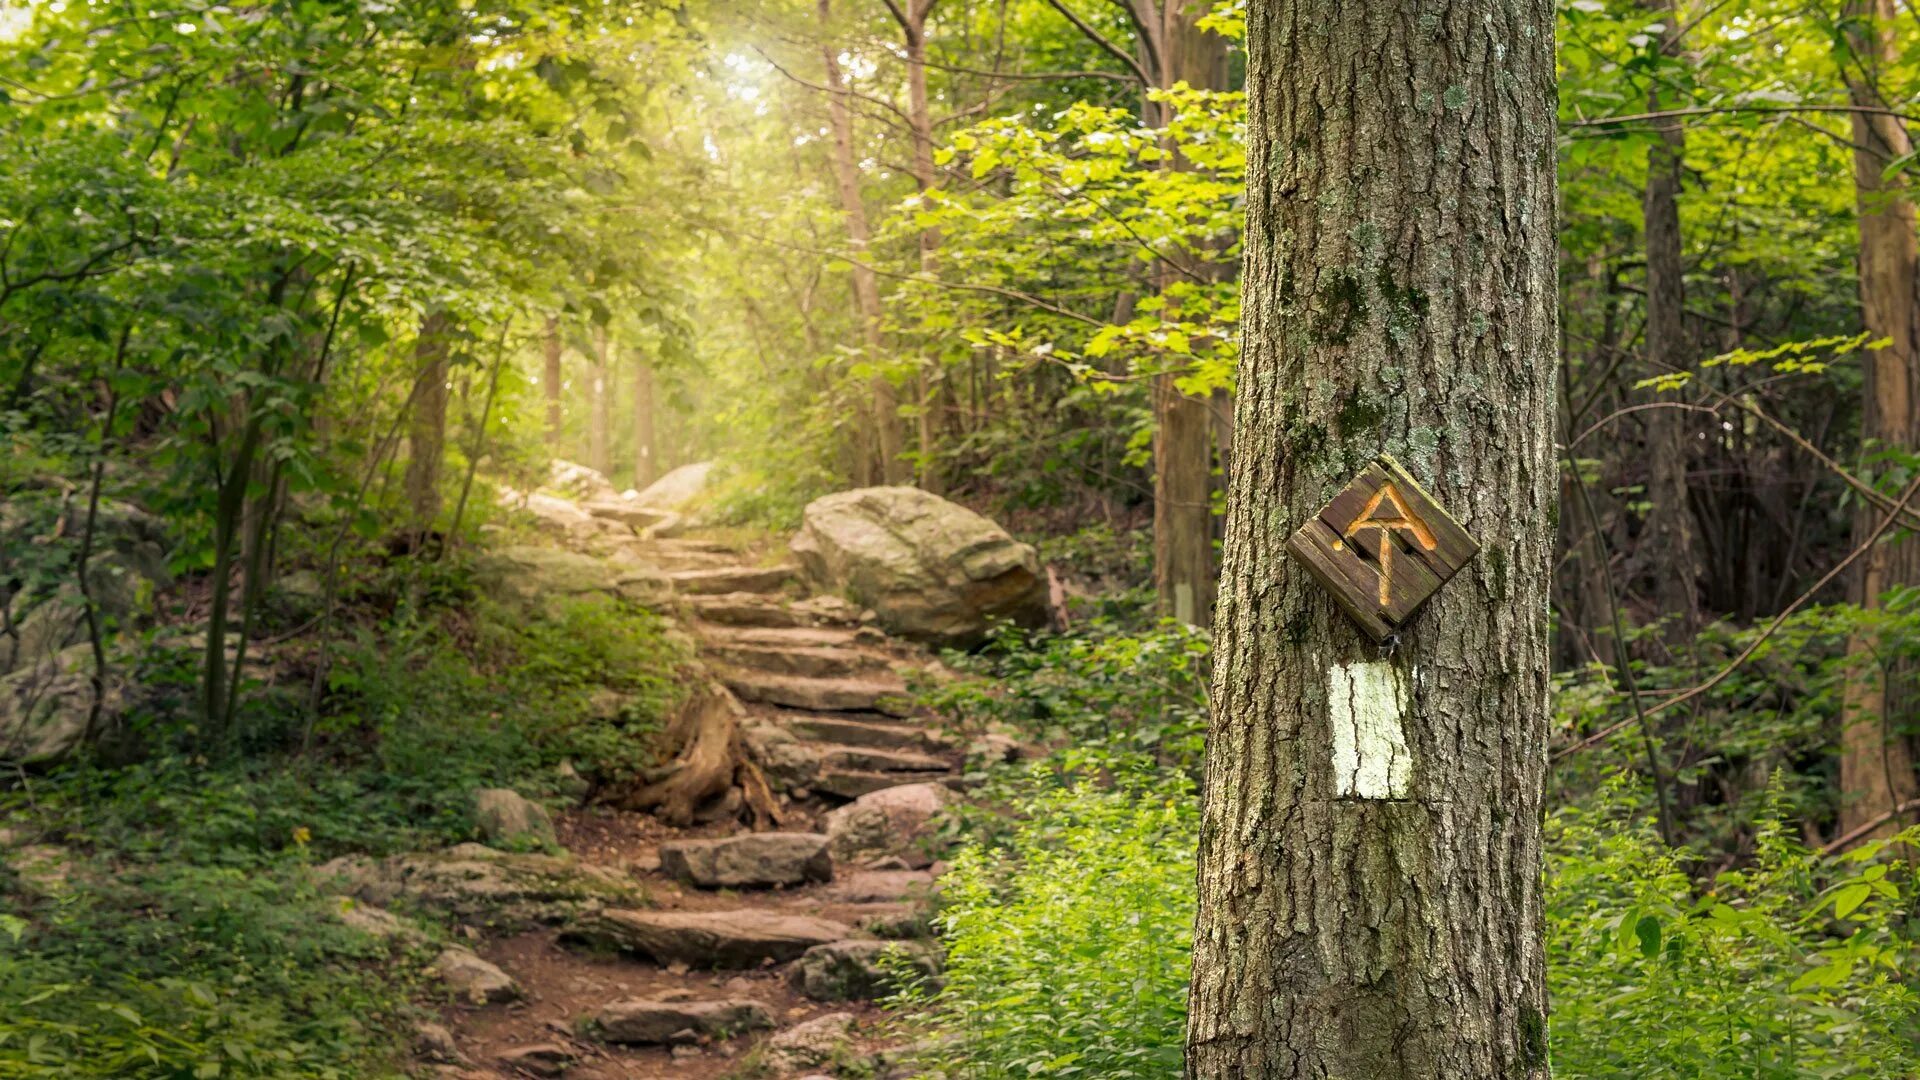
[{"x1": 1343, "y1": 483, "x2": 1438, "y2": 607}]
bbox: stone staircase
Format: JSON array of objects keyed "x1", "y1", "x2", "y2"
[{"x1": 422, "y1": 530, "x2": 965, "y2": 1079}]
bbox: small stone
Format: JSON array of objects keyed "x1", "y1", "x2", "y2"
[
  {"x1": 430, "y1": 946, "x2": 519, "y2": 1005},
  {"x1": 670, "y1": 1044, "x2": 702, "y2": 1060},
  {"x1": 825, "y1": 783, "x2": 952, "y2": 870},
  {"x1": 497, "y1": 1043, "x2": 575, "y2": 1076},
  {"x1": 767, "y1": 1012, "x2": 858, "y2": 1070},
  {"x1": 413, "y1": 1021, "x2": 464, "y2": 1063},
  {"x1": 794, "y1": 940, "x2": 942, "y2": 1002},
  {"x1": 471, "y1": 788, "x2": 556, "y2": 847}
]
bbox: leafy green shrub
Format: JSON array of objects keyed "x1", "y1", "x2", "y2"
[
  {"x1": 925, "y1": 619, "x2": 1210, "y2": 777},
  {"x1": 908, "y1": 779, "x2": 1194, "y2": 1079},
  {"x1": 0, "y1": 561, "x2": 688, "y2": 1077},
  {"x1": 0, "y1": 856, "x2": 414, "y2": 1078},
  {"x1": 1547, "y1": 782, "x2": 1920, "y2": 1078}
]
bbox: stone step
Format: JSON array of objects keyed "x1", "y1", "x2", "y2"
[
  {"x1": 562, "y1": 909, "x2": 852, "y2": 968},
  {"x1": 667, "y1": 564, "x2": 798, "y2": 596},
  {"x1": 699, "y1": 625, "x2": 873, "y2": 649},
  {"x1": 656, "y1": 832, "x2": 832, "y2": 889},
  {"x1": 686, "y1": 593, "x2": 865, "y2": 630},
  {"x1": 724, "y1": 670, "x2": 910, "y2": 716},
  {"x1": 784, "y1": 713, "x2": 950, "y2": 753},
  {"x1": 590, "y1": 998, "x2": 774, "y2": 1045},
  {"x1": 813, "y1": 768, "x2": 953, "y2": 800},
  {"x1": 706, "y1": 641, "x2": 890, "y2": 679},
  {"x1": 817, "y1": 744, "x2": 950, "y2": 774}
]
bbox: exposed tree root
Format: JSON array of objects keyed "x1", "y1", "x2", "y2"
[{"x1": 609, "y1": 676, "x2": 783, "y2": 828}]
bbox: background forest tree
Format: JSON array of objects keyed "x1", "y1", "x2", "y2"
[{"x1": 3, "y1": 0, "x2": 1920, "y2": 1076}]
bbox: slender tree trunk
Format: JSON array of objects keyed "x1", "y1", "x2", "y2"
[
  {"x1": 404, "y1": 311, "x2": 451, "y2": 531},
  {"x1": 544, "y1": 315, "x2": 563, "y2": 448},
  {"x1": 1186, "y1": 1, "x2": 1558, "y2": 1076},
  {"x1": 1142, "y1": 0, "x2": 1228, "y2": 628},
  {"x1": 1838, "y1": 0, "x2": 1920, "y2": 840},
  {"x1": 820, "y1": 0, "x2": 906, "y2": 486},
  {"x1": 590, "y1": 323, "x2": 613, "y2": 477},
  {"x1": 897, "y1": 0, "x2": 946, "y2": 494},
  {"x1": 1641, "y1": 0, "x2": 1700, "y2": 638},
  {"x1": 633, "y1": 350, "x2": 657, "y2": 489}
]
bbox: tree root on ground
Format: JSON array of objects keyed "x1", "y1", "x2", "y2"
[{"x1": 608, "y1": 677, "x2": 782, "y2": 827}]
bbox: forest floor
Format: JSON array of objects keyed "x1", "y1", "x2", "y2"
[{"x1": 407, "y1": 508, "x2": 959, "y2": 1079}]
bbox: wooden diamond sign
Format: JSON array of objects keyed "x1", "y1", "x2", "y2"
[{"x1": 1285, "y1": 454, "x2": 1479, "y2": 642}]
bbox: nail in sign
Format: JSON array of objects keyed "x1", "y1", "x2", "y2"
[{"x1": 1285, "y1": 454, "x2": 1478, "y2": 642}]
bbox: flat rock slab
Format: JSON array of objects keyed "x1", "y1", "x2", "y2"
[
  {"x1": 564, "y1": 909, "x2": 854, "y2": 968},
  {"x1": 724, "y1": 670, "x2": 909, "y2": 716},
  {"x1": 657, "y1": 832, "x2": 833, "y2": 889},
  {"x1": 699, "y1": 625, "x2": 870, "y2": 649},
  {"x1": 689, "y1": 593, "x2": 867, "y2": 629},
  {"x1": 814, "y1": 769, "x2": 950, "y2": 800},
  {"x1": 668, "y1": 565, "x2": 798, "y2": 595},
  {"x1": 819, "y1": 744, "x2": 949, "y2": 774},
  {"x1": 705, "y1": 641, "x2": 887, "y2": 679},
  {"x1": 784, "y1": 714, "x2": 950, "y2": 753},
  {"x1": 820, "y1": 870, "x2": 937, "y2": 904},
  {"x1": 592, "y1": 997, "x2": 774, "y2": 1044}
]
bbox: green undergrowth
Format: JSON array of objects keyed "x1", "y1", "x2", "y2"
[
  {"x1": 913, "y1": 620, "x2": 1920, "y2": 1079},
  {"x1": 0, "y1": 555, "x2": 688, "y2": 1078}
]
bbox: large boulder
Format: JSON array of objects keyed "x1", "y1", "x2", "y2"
[
  {"x1": 632, "y1": 462, "x2": 715, "y2": 511},
  {"x1": 1, "y1": 498, "x2": 169, "y2": 678},
  {"x1": 0, "y1": 643, "x2": 123, "y2": 764},
  {"x1": 789, "y1": 488, "x2": 1047, "y2": 646},
  {"x1": 824, "y1": 782, "x2": 952, "y2": 870}
]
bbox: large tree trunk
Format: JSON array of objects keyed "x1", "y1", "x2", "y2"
[
  {"x1": 633, "y1": 350, "x2": 657, "y2": 489},
  {"x1": 544, "y1": 315, "x2": 563, "y2": 447},
  {"x1": 404, "y1": 310, "x2": 451, "y2": 532},
  {"x1": 590, "y1": 323, "x2": 612, "y2": 477},
  {"x1": 820, "y1": 0, "x2": 906, "y2": 486},
  {"x1": 1186, "y1": 2, "x2": 1558, "y2": 1076},
  {"x1": 1640, "y1": 0, "x2": 1700, "y2": 639},
  {"x1": 1838, "y1": 0, "x2": 1920, "y2": 841}
]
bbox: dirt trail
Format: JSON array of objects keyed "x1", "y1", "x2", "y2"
[{"x1": 430, "y1": 529, "x2": 961, "y2": 1079}]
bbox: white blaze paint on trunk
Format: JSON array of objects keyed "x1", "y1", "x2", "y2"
[{"x1": 1328, "y1": 661, "x2": 1412, "y2": 798}]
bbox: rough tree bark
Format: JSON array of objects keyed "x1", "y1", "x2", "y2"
[
  {"x1": 404, "y1": 310, "x2": 451, "y2": 532},
  {"x1": 590, "y1": 323, "x2": 612, "y2": 477},
  {"x1": 544, "y1": 315, "x2": 563, "y2": 447},
  {"x1": 1640, "y1": 0, "x2": 1700, "y2": 638},
  {"x1": 1186, "y1": 1, "x2": 1558, "y2": 1077},
  {"x1": 633, "y1": 349, "x2": 657, "y2": 489},
  {"x1": 1838, "y1": 0, "x2": 1920, "y2": 840},
  {"x1": 820, "y1": 0, "x2": 906, "y2": 486}
]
